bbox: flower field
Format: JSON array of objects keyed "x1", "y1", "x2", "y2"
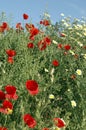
[{"x1": 0, "y1": 12, "x2": 86, "y2": 130}]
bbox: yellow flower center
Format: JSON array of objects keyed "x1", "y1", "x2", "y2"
[
  {"x1": 7, "y1": 108, "x2": 13, "y2": 114},
  {"x1": 55, "y1": 128, "x2": 60, "y2": 130}
]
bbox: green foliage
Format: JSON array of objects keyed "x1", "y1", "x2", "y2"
[{"x1": 0, "y1": 13, "x2": 86, "y2": 130}]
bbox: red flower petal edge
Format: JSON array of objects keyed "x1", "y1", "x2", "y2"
[
  {"x1": 23, "y1": 114, "x2": 37, "y2": 128},
  {"x1": 0, "y1": 91, "x2": 5, "y2": 100},
  {"x1": 0, "y1": 127, "x2": 8, "y2": 130},
  {"x1": 53, "y1": 118, "x2": 66, "y2": 128}
]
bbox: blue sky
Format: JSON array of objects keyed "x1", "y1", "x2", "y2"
[{"x1": 0, "y1": 0, "x2": 86, "y2": 26}]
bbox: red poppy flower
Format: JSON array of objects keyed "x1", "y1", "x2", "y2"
[
  {"x1": 0, "y1": 100, "x2": 13, "y2": 114},
  {"x1": 6, "y1": 49, "x2": 16, "y2": 64},
  {"x1": 0, "y1": 127, "x2": 8, "y2": 130},
  {"x1": 26, "y1": 80, "x2": 39, "y2": 95},
  {"x1": 25, "y1": 23, "x2": 34, "y2": 32},
  {"x1": 7, "y1": 57, "x2": 14, "y2": 64},
  {"x1": 58, "y1": 44, "x2": 63, "y2": 49},
  {"x1": 42, "y1": 128, "x2": 50, "y2": 130},
  {"x1": 29, "y1": 35, "x2": 35, "y2": 40},
  {"x1": 1, "y1": 22, "x2": 10, "y2": 31},
  {"x1": 0, "y1": 90, "x2": 5, "y2": 100},
  {"x1": 59, "y1": 32, "x2": 66, "y2": 37},
  {"x1": 40, "y1": 20, "x2": 50, "y2": 26},
  {"x1": 16, "y1": 23, "x2": 24, "y2": 30},
  {"x1": 30, "y1": 27, "x2": 39, "y2": 37},
  {"x1": 27, "y1": 43, "x2": 34, "y2": 48},
  {"x1": 3, "y1": 100, "x2": 13, "y2": 109},
  {"x1": 0, "y1": 108, "x2": 7, "y2": 114},
  {"x1": 2, "y1": 22, "x2": 8, "y2": 29},
  {"x1": 0, "y1": 26, "x2": 4, "y2": 32},
  {"x1": 40, "y1": 21, "x2": 43, "y2": 24},
  {"x1": 23, "y1": 13, "x2": 29, "y2": 20},
  {"x1": 43, "y1": 20, "x2": 50, "y2": 26},
  {"x1": 5, "y1": 85, "x2": 18, "y2": 100},
  {"x1": 5, "y1": 85, "x2": 16, "y2": 94},
  {"x1": 64, "y1": 45, "x2": 71, "y2": 51},
  {"x1": 38, "y1": 40, "x2": 47, "y2": 51},
  {"x1": 52, "y1": 60, "x2": 59, "y2": 67},
  {"x1": 53, "y1": 118, "x2": 66, "y2": 128},
  {"x1": 6, "y1": 50, "x2": 16, "y2": 57},
  {"x1": 23, "y1": 114, "x2": 37, "y2": 128},
  {"x1": 44, "y1": 37, "x2": 51, "y2": 45},
  {"x1": 16, "y1": 23, "x2": 21, "y2": 28}
]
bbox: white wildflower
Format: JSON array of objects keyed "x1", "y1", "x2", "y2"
[
  {"x1": 76, "y1": 69, "x2": 82, "y2": 75},
  {"x1": 77, "y1": 24, "x2": 83, "y2": 29},
  {"x1": 49, "y1": 94, "x2": 55, "y2": 99},
  {"x1": 65, "y1": 69, "x2": 68, "y2": 72},
  {"x1": 83, "y1": 54, "x2": 86, "y2": 59},
  {"x1": 52, "y1": 40, "x2": 58, "y2": 45},
  {"x1": 63, "y1": 22, "x2": 70, "y2": 27},
  {"x1": 2, "y1": 69, "x2": 6, "y2": 73},
  {"x1": 45, "y1": 68, "x2": 49, "y2": 72},
  {"x1": 71, "y1": 100, "x2": 76, "y2": 108},
  {"x1": 60, "y1": 13, "x2": 65, "y2": 17},
  {"x1": 61, "y1": 19, "x2": 65, "y2": 22},
  {"x1": 44, "y1": 13, "x2": 50, "y2": 18},
  {"x1": 69, "y1": 50, "x2": 75, "y2": 55},
  {"x1": 68, "y1": 89, "x2": 71, "y2": 92}
]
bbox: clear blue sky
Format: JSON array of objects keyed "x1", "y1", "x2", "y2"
[{"x1": 0, "y1": 0, "x2": 86, "y2": 26}]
